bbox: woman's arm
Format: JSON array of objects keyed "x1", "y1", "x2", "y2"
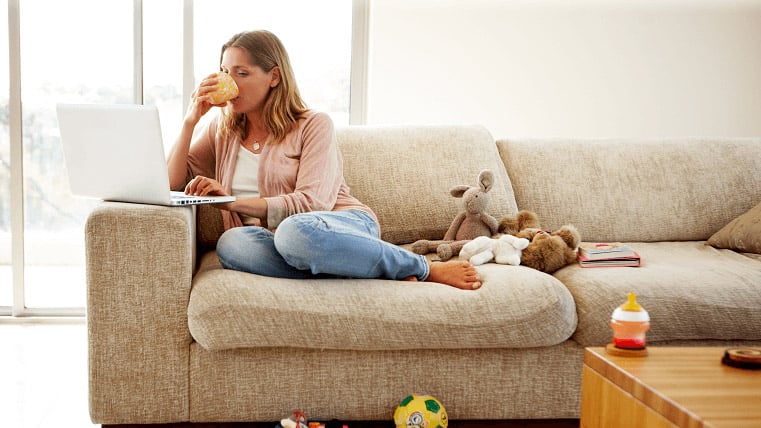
[
  {"x1": 167, "y1": 120, "x2": 197, "y2": 190},
  {"x1": 183, "y1": 166, "x2": 269, "y2": 227},
  {"x1": 167, "y1": 73, "x2": 219, "y2": 190},
  {"x1": 227, "y1": 197, "x2": 268, "y2": 227}
]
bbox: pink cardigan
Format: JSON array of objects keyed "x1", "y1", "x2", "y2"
[{"x1": 185, "y1": 111, "x2": 378, "y2": 230}]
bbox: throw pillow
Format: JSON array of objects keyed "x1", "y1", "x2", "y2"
[{"x1": 707, "y1": 201, "x2": 761, "y2": 254}]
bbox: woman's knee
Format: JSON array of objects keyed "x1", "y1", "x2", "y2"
[
  {"x1": 216, "y1": 228, "x2": 244, "y2": 268},
  {"x1": 217, "y1": 226, "x2": 273, "y2": 269},
  {"x1": 274, "y1": 214, "x2": 322, "y2": 246},
  {"x1": 273, "y1": 214, "x2": 325, "y2": 267}
]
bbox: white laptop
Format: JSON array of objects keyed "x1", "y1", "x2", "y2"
[{"x1": 56, "y1": 103, "x2": 235, "y2": 206}]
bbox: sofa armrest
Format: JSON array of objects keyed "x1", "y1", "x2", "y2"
[{"x1": 85, "y1": 202, "x2": 195, "y2": 424}]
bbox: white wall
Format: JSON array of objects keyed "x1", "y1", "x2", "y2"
[{"x1": 367, "y1": 0, "x2": 761, "y2": 138}]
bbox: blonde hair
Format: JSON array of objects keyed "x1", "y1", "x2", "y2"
[{"x1": 218, "y1": 30, "x2": 308, "y2": 144}]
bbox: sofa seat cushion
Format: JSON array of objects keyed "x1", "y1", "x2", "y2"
[
  {"x1": 188, "y1": 250, "x2": 577, "y2": 351},
  {"x1": 554, "y1": 242, "x2": 761, "y2": 347}
]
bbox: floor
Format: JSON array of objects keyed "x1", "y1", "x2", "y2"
[
  {"x1": 0, "y1": 321, "x2": 578, "y2": 428},
  {"x1": 107, "y1": 422, "x2": 578, "y2": 428},
  {"x1": 0, "y1": 320, "x2": 95, "y2": 428}
]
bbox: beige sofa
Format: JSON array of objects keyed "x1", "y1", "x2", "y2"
[{"x1": 85, "y1": 125, "x2": 761, "y2": 425}]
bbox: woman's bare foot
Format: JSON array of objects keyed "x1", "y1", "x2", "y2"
[{"x1": 427, "y1": 260, "x2": 482, "y2": 290}]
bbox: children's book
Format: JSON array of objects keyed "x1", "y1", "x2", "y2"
[{"x1": 578, "y1": 243, "x2": 641, "y2": 267}]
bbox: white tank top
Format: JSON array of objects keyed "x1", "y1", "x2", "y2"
[{"x1": 231, "y1": 145, "x2": 261, "y2": 226}]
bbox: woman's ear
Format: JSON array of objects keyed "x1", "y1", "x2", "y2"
[{"x1": 270, "y1": 66, "x2": 281, "y2": 88}]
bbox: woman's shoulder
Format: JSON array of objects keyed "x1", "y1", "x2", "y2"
[
  {"x1": 299, "y1": 110, "x2": 333, "y2": 128},
  {"x1": 293, "y1": 110, "x2": 334, "y2": 140}
]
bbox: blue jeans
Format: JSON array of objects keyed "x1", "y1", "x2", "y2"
[{"x1": 216, "y1": 210, "x2": 431, "y2": 281}]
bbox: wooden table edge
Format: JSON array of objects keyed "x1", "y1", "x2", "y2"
[{"x1": 583, "y1": 347, "x2": 706, "y2": 428}]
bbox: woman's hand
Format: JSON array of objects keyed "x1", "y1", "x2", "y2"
[
  {"x1": 185, "y1": 175, "x2": 227, "y2": 197},
  {"x1": 186, "y1": 178, "x2": 268, "y2": 222},
  {"x1": 168, "y1": 73, "x2": 225, "y2": 191},
  {"x1": 184, "y1": 73, "x2": 220, "y2": 125}
]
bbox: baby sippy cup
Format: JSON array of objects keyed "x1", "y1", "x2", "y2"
[{"x1": 608, "y1": 292, "x2": 650, "y2": 355}]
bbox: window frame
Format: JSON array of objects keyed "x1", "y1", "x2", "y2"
[{"x1": 1, "y1": 0, "x2": 367, "y2": 319}]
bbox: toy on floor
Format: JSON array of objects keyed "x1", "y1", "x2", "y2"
[
  {"x1": 411, "y1": 170, "x2": 499, "y2": 260},
  {"x1": 394, "y1": 394, "x2": 448, "y2": 428},
  {"x1": 279, "y1": 410, "x2": 309, "y2": 428}
]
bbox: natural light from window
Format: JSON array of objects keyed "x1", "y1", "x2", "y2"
[
  {"x1": 1, "y1": 0, "x2": 352, "y2": 313},
  {"x1": 0, "y1": 0, "x2": 10, "y2": 308}
]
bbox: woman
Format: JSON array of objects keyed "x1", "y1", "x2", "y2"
[{"x1": 167, "y1": 30, "x2": 480, "y2": 290}]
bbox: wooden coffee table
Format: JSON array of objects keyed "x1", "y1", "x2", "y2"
[{"x1": 580, "y1": 346, "x2": 761, "y2": 428}]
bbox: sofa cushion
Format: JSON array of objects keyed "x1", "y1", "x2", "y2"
[
  {"x1": 554, "y1": 242, "x2": 761, "y2": 347},
  {"x1": 196, "y1": 204, "x2": 225, "y2": 250},
  {"x1": 188, "y1": 250, "x2": 577, "y2": 351},
  {"x1": 338, "y1": 125, "x2": 519, "y2": 245},
  {"x1": 497, "y1": 138, "x2": 761, "y2": 242},
  {"x1": 707, "y1": 200, "x2": 761, "y2": 254}
]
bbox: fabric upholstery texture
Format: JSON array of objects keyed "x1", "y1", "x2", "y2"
[
  {"x1": 196, "y1": 203, "x2": 225, "y2": 250},
  {"x1": 188, "y1": 341, "x2": 584, "y2": 422},
  {"x1": 86, "y1": 202, "x2": 195, "y2": 424},
  {"x1": 337, "y1": 125, "x2": 519, "y2": 244},
  {"x1": 188, "y1": 250, "x2": 577, "y2": 351},
  {"x1": 85, "y1": 132, "x2": 761, "y2": 425},
  {"x1": 707, "y1": 200, "x2": 761, "y2": 254},
  {"x1": 497, "y1": 138, "x2": 761, "y2": 243},
  {"x1": 555, "y1": 242, "x2": 761, "y2": 347}
]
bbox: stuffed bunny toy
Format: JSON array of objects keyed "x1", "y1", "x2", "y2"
[
  {"x1": 459, "y1": 234, "x2": 530, "y2": 266},
  {"x1": 411, "y1": 169, "x2": 499, "y2": 260}
]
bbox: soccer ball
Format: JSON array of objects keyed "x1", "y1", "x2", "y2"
[{"x1": 393, "y1": 394, "x2": 448, "y2": 428}]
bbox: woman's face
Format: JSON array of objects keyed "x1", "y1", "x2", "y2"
[{"x1": 220, "y1": 46, "x2": 280, "y2": 115}]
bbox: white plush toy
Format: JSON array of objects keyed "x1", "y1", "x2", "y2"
[
  {"x1": 459, "y1": 234, "x2": 530, "y2": 266},
  {"x1": 279, "y1": 410, "x2": 309, "y2": 428}
]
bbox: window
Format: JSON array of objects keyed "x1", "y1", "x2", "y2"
[
  {"x1": 0, "y1": 0, "x2": 10, "y2": 309},
  {"x1": 20, "y1": 0, "x2": 133, "y2": 309},
  {"x1": 193, "y1": 0, "x2": 352, "y2": 125},
  {"x1": 143, "y1": 0, "x2": 184, "y2": 152},
  {"x1": 1, "y1": 0, "x2": 354, "y2": 316}
]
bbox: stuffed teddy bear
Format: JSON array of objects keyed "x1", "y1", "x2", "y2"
[
  {"x1": 459, "y1": 234, "x2": 530, "y2": 266},
  {"x1": 411, "y1": 169, "x2": 499, "y2": 260},
  {"x1": 515, "y1": 225, "x2": 581, "y2": 274},
  {"x1": 495, "y1": 210, "x2": 581, "y2": 273},
  {"x1": 497, "y1": 210, "x2": 541, "y2": 235}
]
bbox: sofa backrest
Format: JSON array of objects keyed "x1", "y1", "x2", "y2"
[
  {"x1": 497, "y1": 138, "x2": 761, "y2": 242},
  {"x1": 337, "y1": 125, "x2": 519, "y2": 244},
  {"x1": 196, "y1": 125, "x2": 520, "y2": 249}
]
